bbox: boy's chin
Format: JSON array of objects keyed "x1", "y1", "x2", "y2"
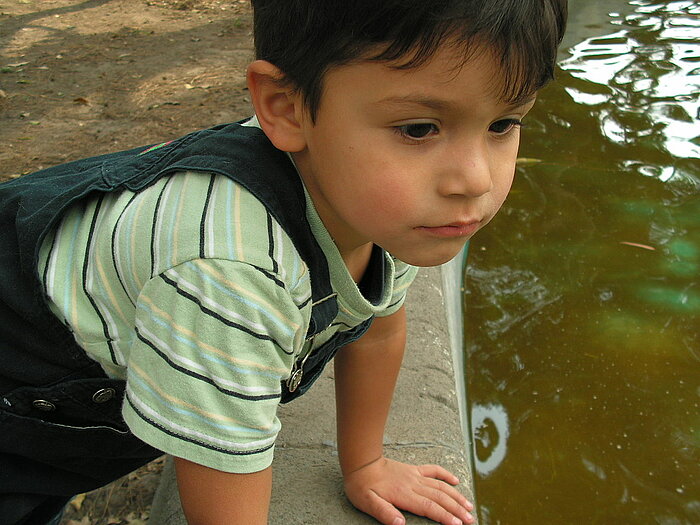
[{"x1": 389, "y1": 244, "x2": 467, "y2": 268}]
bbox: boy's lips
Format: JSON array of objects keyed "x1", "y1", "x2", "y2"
[{"x1": 416, "y1": 220, "x2": 481, "y2": 238}]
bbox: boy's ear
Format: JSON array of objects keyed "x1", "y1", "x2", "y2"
[{"x1": 247, "y1": 60, "x2": 307, "y2": 152}]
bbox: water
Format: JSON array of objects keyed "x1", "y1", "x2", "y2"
[{"x1": 463, "y1": 1, "x2": 699, "y2": 523}]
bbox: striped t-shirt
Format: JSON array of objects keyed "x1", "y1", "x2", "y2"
[{"x1": 38, "y1": 165, "x2": 417, "y2": 473}]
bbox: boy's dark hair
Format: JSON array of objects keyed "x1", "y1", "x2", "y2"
[{"x1": 251, "y1": 0, "x2": 568, "y2": 120}]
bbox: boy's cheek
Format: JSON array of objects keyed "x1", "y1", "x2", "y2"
[{"x1": 491, "y1": 175, "x2": 517, "y2": 216}]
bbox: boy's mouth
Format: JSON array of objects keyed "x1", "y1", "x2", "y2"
[{"x1": 416, "y1": 221, "x2": 481, "y2": 238}]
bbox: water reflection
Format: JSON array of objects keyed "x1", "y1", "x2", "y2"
[
  {"x1": 471, "y1": 403, "x2": 510, "y2": 477},
  {"x1": 561, "y1": 1, "x2": 700, "y2": 163},
  {"x1": 464, "y1": 1, "x2": 699, "y2": 523}
]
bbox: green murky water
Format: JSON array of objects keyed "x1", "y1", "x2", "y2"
[{"x1": 463, "y1": 1, "x2": 699, "y2": 523}]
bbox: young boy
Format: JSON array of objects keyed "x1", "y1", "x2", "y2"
[{"x1": 0, "y1": 1, "x2": 567, "y2": 523}]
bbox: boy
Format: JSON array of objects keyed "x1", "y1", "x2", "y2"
[{"x1": 0, "y1": 1, "x2": 567, "y2": 524}]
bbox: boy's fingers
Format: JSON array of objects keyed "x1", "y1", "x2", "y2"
[
  {"x1": 413, "y1": 483, "x2": 475, "y2": 524},
  {"x1": 402, "y1": 492, "x2": 472, "y2": 525},
  {"x1": 365, "y1": 489, "x2": 406, "y2": 525},
  {"x1": 417, "y1": 464, "x2": 460, "y2": 485},
  {"x1": 417, "y1": 464, "x2": 474, "y2": 511},
  {"x1": 422, "y1": 477, "x2": 472, "y2": 510}
]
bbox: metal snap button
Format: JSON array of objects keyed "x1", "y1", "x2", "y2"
[
  {"x1": 286, "y1": 369, "x2": 303, "y2": 393},
  {"x1": 92, "y1": 388, "x2": 116, "y2": 404},
  {"x1": 32, "y1": 399, "x2": 56, "y2": 411}
]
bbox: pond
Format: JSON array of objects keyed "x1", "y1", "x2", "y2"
[{"x1": 463, "y1": 1, "x2": 699, "y2": 523}]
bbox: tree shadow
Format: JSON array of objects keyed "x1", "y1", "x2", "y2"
[
  {"x1": 0, "y1": 1, "x2": 254, "y2": 178},
  {"x1": 0, "y1": 0, "x2": 113, "y2": 46}
]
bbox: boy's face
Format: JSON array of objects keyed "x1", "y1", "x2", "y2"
[{"x1": 291, "y1": 43, "x2": 536, "y2": 267}]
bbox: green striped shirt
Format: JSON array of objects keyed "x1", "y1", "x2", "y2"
[{"x1": 38, "y1": 163, "x2": 417, "y2": 473}]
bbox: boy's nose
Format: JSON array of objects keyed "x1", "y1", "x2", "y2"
[{"x1": 437, "y1": 142, "x2": 492, "y2": 198}]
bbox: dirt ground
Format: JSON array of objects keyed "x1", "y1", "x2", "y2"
[
  {"x1": 0, "y1": 0, "x2": 254, "y2": 180},
  {"x1": 0, "y1": 0, "x2": 255, "y2": 522}
]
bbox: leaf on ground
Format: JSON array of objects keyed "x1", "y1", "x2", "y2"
[
  {"x1": 69, "y1": 493, "x2": 87, "y2": 511},
  {"x1": 73, "y1": 97, "x2": 89, "y2": 105},
  {"x1": 516, "y1": 157, "x2": 542, "y2": 165}
]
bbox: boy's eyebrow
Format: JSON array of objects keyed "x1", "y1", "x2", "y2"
[
  {"x1": 372, "y1": 95, "x2": 452, "y2": 112},
  {"x1": 505, "y1": 93, "x2": 538, "y2": 110},
  {"x1": 372, "y1": 93, "x2": 538, "y2": 112}
]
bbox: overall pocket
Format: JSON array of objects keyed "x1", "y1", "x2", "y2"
[{"x1": 0, "y1": 377, "x2": 161, "y2": 496}]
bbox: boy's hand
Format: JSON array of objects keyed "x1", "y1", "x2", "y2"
[{"x1": 343, "y1": 456, "x2": 475, "y2": 525}]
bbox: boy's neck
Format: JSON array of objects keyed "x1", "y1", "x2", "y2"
[
  {"x1": 288, "y1": 149, "x2": 375, "y2": 283},
  {"x1": 342, "y1": 242, "x2": 374, "y2": 284}
]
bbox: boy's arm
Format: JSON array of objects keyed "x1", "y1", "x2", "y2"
[
  {"x1": 174, "y1": 457, "x2": 272, "y2": 524},
  {"x1": 334, "y1": 306, "x2": 475, "y2": 525}
]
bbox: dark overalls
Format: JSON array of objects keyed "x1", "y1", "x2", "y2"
[{"x1": 0, "y1": 122, "x2": 373, "y2": 524}]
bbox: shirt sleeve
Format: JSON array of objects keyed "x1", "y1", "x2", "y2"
[
  {"x1": 376, "y1": 259, "x2": 419, "y2": 317},
  {"x1": 122, "y1": 257, "x2": 310, "y2": 473}
]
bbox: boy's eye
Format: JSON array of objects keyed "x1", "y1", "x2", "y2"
[
  {"x1": 396, "y1": 123, "x2": 439, "y2": 140},
  {"x1": 489, "y1": 118, "x2": 523, "y2": 135}
]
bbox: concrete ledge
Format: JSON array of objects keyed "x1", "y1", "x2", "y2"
[{"x1": 149, "y1": 265, "x2": 473, "y2": 524}]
